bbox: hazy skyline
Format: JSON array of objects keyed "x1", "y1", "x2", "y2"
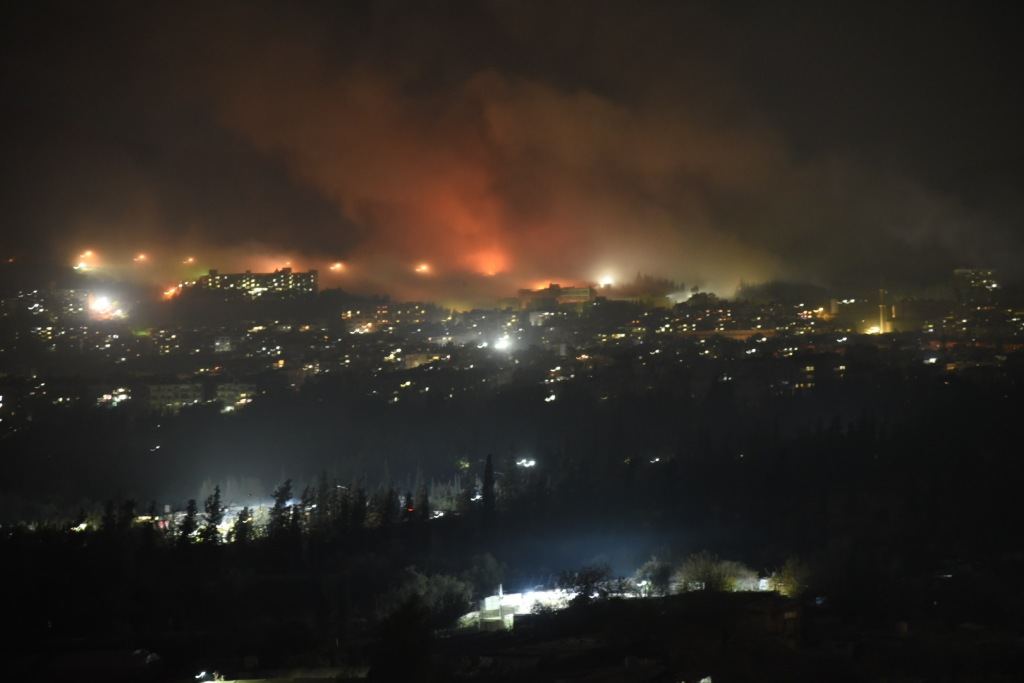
[{"x1": 2, "y1": 0, "x2": 1022, "y2": 303}]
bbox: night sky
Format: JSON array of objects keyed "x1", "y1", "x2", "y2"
[{"x1": 2, "y1": 0, "x2": 1022, "y2": 302}]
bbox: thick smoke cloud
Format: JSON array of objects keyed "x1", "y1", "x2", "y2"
[{"x1": 2, "y1": 0, "x2": 1021, "y2": 301}]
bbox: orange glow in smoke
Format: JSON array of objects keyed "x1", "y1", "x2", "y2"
[
  {"x1": 329, "y1": 262, "x2": 344, "y2": 272},
  {"x1": 163, "y1": 285, "x2": 181, "y2": 300},
  {"x1": 465, "y1": 248, "x2": 508, "y2": 276},
  {"x1": 74, "y1": 249, "x2": 99, "y2": 270},
  {"x1": 241, "y1": 255, "x2": 302, "y2": 273},
  {"x1": 134, "y1": 253, "x2": 147, "y2": 262},
  {"x1": 183, "y1": 256, "x2": 195, "y2": 264},
  {"x1": 415, "y1": 263, "x2": 431, "y2": 274}
]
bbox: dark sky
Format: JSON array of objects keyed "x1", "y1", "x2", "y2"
[{"x1": 2, "y1": 0, "x2": 1022, "y2": 301}]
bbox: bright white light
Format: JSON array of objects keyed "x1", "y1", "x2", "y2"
[
  {"x1": 599, "y1": 275, "x2": 614, "y2": 287},
  {"x1": 88, "y1": 294, "x2": 127, "y2": 320},
  {"x1": 91, "y1": 296, "x2": 112, "y2": 314},
  {"x1": 516, "y1": 458, "x2": 536, "y2": 468},
  {"x1": 494, "y1": 336, "x2": 511, "y2": 350}
]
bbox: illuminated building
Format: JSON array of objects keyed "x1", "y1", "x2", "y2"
[
  {"x1": 517, "y1": 283, "x2": 595, "y2": 310},
  {"x1": 197, "y1": 267, "x2": 318, "y2": 298},
  {"x1": 148, "y1": 383, "x2": 203, "y2": 414},
  {"x1": 953, "y1": 268, "x2": 999, "y2": 310},
  {"x1": 215, "y1": 382, "x2": 256, "y2": 411},
  {"x1": 405, "y1": 352, "x2": 444, "y2": 369}
]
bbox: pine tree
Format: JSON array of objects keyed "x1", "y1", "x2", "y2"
[
  {"x1": 350, "y1": 485, "x2": 368, "y2": 530},
  {"x1": 229, "y1": 506, "x2": 252, "y2": 545},
  {"x1": 299, "y1": 484, "x2": 315, "y2": 534},
  {"x1": 313, "y1": 470, "x2": 331, "y2": 536},
  {"x1": 370, "y1": 486, "x2": 398, "y2": 527},
  {"x1": 268, "y1": 479, "x2": 293, "y2": 540},
  {"x1": 415, "y1": 482, "x2": 431, "y2": 522},
  {"x1": 482, "y1": 453, "x2": 495, "y2": 520},
  {"x1": 200, "y1": 485, "x2": 223, "y2": 544},
  {"x1": 101, "y1": 499, "x2": 118, "y2": 534},
  {"x1": 402, "y1": 490, "x2": 415, "y2": 521},
  {"x1": 117, "y1": 499, "x2": 137, "y2": 535},
  {"x1": 333, "y1": 482, "x2": 351, "y2": 536},
  {"x1": 141, "y1": 500, "x2": 159, "y2": 548},
  {"x1": 179, "y1": 499, "x2": 198, "y2": 546}
]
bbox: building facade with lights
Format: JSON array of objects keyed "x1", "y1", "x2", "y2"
[
  {"x1": 197, "y1": 268, "x2": 318, "y2": 298},
  {"x1": 517, "y1": 284, "x2": 596, "y2": 310},
  {"x1": 953, "y1": 268, "x2": 998, "y2": 310}
]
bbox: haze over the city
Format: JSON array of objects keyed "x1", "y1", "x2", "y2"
[
  {"x1": 3, "y1": 0, "x2": 1022, "y2": 305},
  {"x1": 5, "y1": 6, "x2": 1024, "y2": 681}
]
